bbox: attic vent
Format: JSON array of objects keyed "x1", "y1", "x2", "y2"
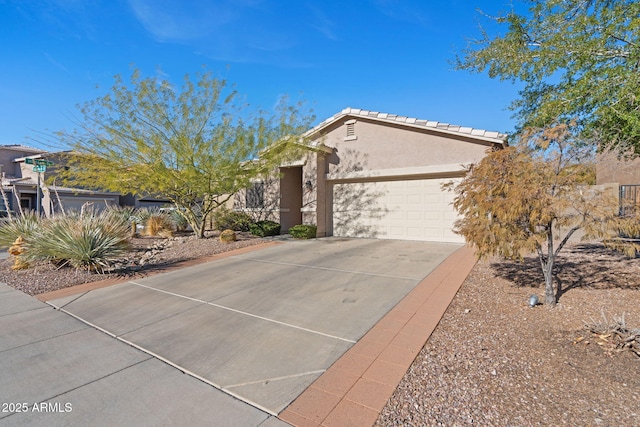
[{"x1": 344, "y1": 119, "x2": 357, "y2": 141}]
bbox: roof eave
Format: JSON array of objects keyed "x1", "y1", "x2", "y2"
[{"x1": 305, "y1": 108, "x2": 508, "y2": 146}]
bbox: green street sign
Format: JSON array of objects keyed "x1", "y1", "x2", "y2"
[
  {"x1": 35, "y1": 159, "x2": 54, "y2": 166},
  {"x1": 25, "y1": 158, "x2": 34, "y2": 165},
  {"x1": 33, "y1": 165, "x2": 46, "y2": 173}
]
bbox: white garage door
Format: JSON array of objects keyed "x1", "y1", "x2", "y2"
[{"x1": 332, "y1": 177, "x2": 463, "y2": 243}]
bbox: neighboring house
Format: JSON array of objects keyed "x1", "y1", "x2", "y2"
[
  {"x1": 235, "y1": 108, "x2": 507, "y2": 242},
  {"x1": 596, "y1": 150, "x2": 640, "y2": 185},
  {"x1": 119, "y1": 194, "x2": 172, "y2": 210},
  {"x1": 596, "y1": 150, "x2": 640, "y2": 215},
  {"x1": 0, "y1": 145, "x2": 119, "y2": 216}
]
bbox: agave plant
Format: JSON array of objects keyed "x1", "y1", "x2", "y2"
[{"x1": 23, "y1": 209, "x2": 131, "y2": 272}]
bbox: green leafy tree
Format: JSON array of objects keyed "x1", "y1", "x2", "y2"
[
  {"x1": 56, "y1": 69, "x2": 312, "y2": 238},
  {"x1": 457, "y1": 0, "x2": 640, "y2": 154},
  {"x1": 449, "y1": 124, "x2": 621, "y2": 306}
]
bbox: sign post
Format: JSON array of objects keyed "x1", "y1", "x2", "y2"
[{"x1": 29, "y1": 159, "x2": 54, "y2": 216}]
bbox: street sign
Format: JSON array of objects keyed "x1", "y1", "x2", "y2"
[
  {"x1": 25, "y1": 158, "x2": 34, "y2": 165},
  {"x1": 35, "y1": 159, "x2": 54, "y2": 166},
  {"x1": 33, "y1": 165, "x2": 46, "y2": 173}
]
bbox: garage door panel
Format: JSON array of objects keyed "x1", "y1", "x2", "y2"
[
  {"x1": 390, "y1": 226, "x2": 406, "y2": 236},
  {"x1": 407, "y1": 194, "x2": 422, "y2": 204},
  {"x1": 424, "y1": 194, "x2": 442, "y2": 204},
  {"x1": 424, "y1": 227, "x2": 443, "y2": 239},
  {"x1": 333, "y1": 178, "x2": 463, "y2": 243},
  {"x1": 390, "y1": 194, "x2": 405, "y2": 204},
  {"x1": 443, "y1": 210, "x2": 459, "y2": 221},
  {"x1": 406, "y1": 211, "x2": 422, "y2": 221},
  {"x1": 406, "y1": 227, "x2": 423, "y2": 238}
]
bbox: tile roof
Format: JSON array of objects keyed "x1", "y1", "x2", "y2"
[
  {"x1": 1, "y1": 144, "x2": 48, "y2": 154},
  {"x1": 307, "y1": 107, "x2": 508, "y2": 143}
]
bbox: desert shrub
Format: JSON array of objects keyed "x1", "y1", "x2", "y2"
[
  {"x1": 145, "y1": 212, "x2": 174, "y2": 237},
  {"x1": 0, "y1": 212, "x2": 41, "y2": 248},
  {"x1": 166, "y1": 209, "x2": 189, "y2": 231},
  {"x1": 583, "y1": 312, "x2": 640, "y2": 358},
  {"x1": 105, "y1": 205, "x2": 137, "y2": 222},
  {"x1": 131, "y1": 207, "x2": 153, "y2": 226},
  {"x1": 219, "y1": 229, "x2": 237, "y2": 242},
  {"x1": 212, "y1": 207, "x2": 252, "y2": 232},
  {"x1": 22, "y1": 209, "x2": 131, "y2": 271},
  {"x1": 249, "y1": 220, "x2": 281, "y2": 237},
  {"x1": 288, "y1": 224, "x2": 317, "y2": 239}
]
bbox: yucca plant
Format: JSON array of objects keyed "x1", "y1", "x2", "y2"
[
  {"x1": 0, "y1": 212, "x2": 41, "y2": 248},
  {"x1": 23, "y1": 210, "x2": 131, "y2": 272},
  {"x1": 105, "y1": 205, "x2": 137, "y2": 223}
]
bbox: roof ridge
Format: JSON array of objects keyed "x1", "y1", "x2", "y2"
[{"x1": 311, "y1": 107, "x2": 507, "y2": 141}]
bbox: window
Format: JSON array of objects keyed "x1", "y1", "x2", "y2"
[
  {"x1": 246, "y1": 181, "x2": 264, "y2": 209},
  {"x1": 20, "y1": 196, "x2": 32, "y2": 211}
]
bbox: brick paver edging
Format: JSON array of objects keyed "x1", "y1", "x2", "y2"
[{"x1": 279, "y1": 245, "x2": 477, "y2": 427}]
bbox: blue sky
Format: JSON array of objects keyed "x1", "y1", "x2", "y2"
[{"x1": 1, "y1": 0, "x2": 521, "y2": 149}]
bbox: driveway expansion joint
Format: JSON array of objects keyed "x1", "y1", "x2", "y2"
[
  {"x1": 130, "y1": 281, "x2": 357, "y2": 343},
  {"x1": 0, "y1": 327, "x2": 88, "y2": 355},
  {"x1": 224, "y1": 370, "x2": 327, "y2": 389},
  {"x1": 0, "y1": 305, "x2": 48, "y2": 318}
]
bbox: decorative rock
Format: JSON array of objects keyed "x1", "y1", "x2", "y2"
[{"x1": 219, "y1": 229, "x2": 237, "y2": 243}]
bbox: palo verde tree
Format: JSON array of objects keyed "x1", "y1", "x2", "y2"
[
  {"x1": 449, "y1": 123, "x2": 621, "y2": 306},
  {"x1": 56, "y1": 69, "x2": 313, "y2": 238},
  {"x1": 457, "y1": 0, "x2": 640, "y2": 155}
]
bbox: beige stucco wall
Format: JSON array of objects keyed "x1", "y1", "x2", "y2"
[
  {"x1": 312, "y1": 118, "x2": 495, "y2": 177},
  {"x1": 596, "y1": 151, "x2": 640, "y2": 185},
  {"x1": 233, "y1": 173, "x2": 281, "y2": 223}
]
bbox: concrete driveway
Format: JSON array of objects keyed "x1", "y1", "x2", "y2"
[{"x1": 2, "y1": 237, "x2": 460, "y2": 425}]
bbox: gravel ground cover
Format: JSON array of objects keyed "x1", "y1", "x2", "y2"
[
  {"x1": 0, "y1": 231, "x2": 263, "y2": 296},
  {"x1": 376, "y1": 243, "x2": 640, "y2": 427}
]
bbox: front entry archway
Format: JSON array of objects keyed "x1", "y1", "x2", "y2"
[{"x1": 279, "y1": 166, "x2": 303, "y2": 233}]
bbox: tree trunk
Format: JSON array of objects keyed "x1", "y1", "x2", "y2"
[
  {"x1": 543, "y1": 227, "x2": 556, "y2": 306},
  {"x1": 542, "y1": 260, "x2": 556, "y2": 306},
  {"x1": 197, "y1": 218, "x2": 206, "y2": 239},
  {"x1": 176, "y1": 204, "x2": 205, "y2": 239}
]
